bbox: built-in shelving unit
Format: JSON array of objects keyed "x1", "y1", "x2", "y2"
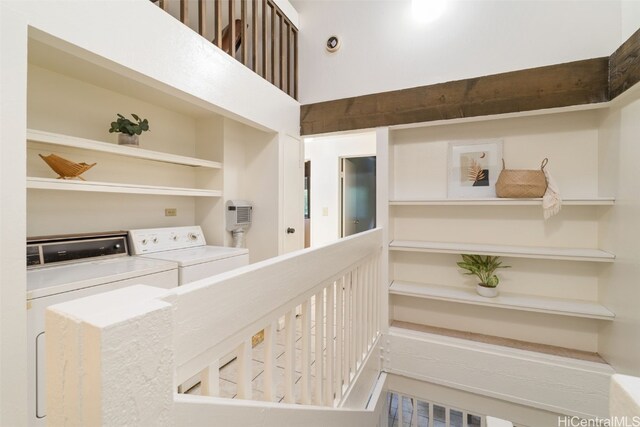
[
  {"x1": 26, "y1": 177, "x2": 222, "y2": 197},
  {"x1": 389, "y1": 197, "x2": 615, "y2": 206},
  {"x1": 389, "y1": 240, "x2": 615, "y2": 262},
  {"x1": 386, "y1": 108, "x2": 620, "y2": 353},
  {"x1": 27, "y1": 129, "x2": 222, "y2": 169},
  {"x1": 390, "y1": 281, "x2": 615, "y2": 320},
  {"x1": 26, "y1": 34, "x2": 282, "y2": 263}
]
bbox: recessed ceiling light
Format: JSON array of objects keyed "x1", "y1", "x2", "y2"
[{"x1": 412, "y1": 0, "x2": 447, "y2": 23}]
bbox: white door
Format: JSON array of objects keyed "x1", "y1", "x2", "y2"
[{"x1": 282, "y1": 134, "x2": 304, "y2": 253}]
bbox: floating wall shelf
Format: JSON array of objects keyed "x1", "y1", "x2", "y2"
[
  {"x1": 389, "y1": 240, "x2": 615, "y2": 262},
  {"x1": 389, "y1": 197, "x2": 615, "y2": 206},
  {"x1": 390, "y1": 281, "x2": 615, "y2": 320},
  {"x1": 27, "y1": 129, "x2": 222, "y2": 169},
  {"x1": 27, "y1": 177, "x2": 222, "y2": 197}
]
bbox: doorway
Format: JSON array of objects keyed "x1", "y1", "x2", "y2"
[{"x1": 340, "y1": 156, "x2": 376, "y2": 238}]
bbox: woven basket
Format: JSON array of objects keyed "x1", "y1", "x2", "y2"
[
  {"x1": 39, "y1": 154, "x2": 96, "y2": 181},
  {"x1": 495, "y1": 158, "x2": 548, "y2": 198}
]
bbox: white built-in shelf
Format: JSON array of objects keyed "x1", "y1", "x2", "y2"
[
  {"x1": 27, "y1": 177, "x2": 222, "y2": 197},
  {"x1": 389, "y1": 240, "x2": 615, "y2": 262},
  {"x1": 27, "y1": 129, "x2": 222, "y2": 169},
  {"x1": 390, "y1": 281, "x2": 615, "y2": 320},
  {"x1": 389, "y1": 197, "x2": 615, "y2": 206}
]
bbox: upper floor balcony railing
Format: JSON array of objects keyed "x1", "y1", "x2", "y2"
[{"x1": 153, "y1": 0, "x2": 298, "y2": 100}]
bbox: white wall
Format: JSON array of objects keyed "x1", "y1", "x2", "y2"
[
  {"x1": 305, "y1": 132, "x2": 376, "y2": 247},
  {"x1": 621, "y1": 0, "x2": 640, "y2": 42},
  {"x1": 223, "y1": 119, "x2": 281, "y2": 262},
  {"x1": 598, "y1": 87, "x2": 640, "y2": 376},
  {"x1": 293, "y1": 0, "x2": 622, "y2": 104},
  {"x1": 0, "y1": 7, "x2": 28, "y2": 426}
]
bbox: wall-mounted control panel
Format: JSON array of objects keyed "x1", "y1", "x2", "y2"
[
  {"x1": 128, "y1": 226, "x2": 206, "y2": 255},
  {"x1": 27, "y1": 232, "x2": 128, "y2": 269}
]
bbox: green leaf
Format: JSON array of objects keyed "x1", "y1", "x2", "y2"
[
  {"x1": 457, "y1": 254, "x2": 509, "y2": 287},
  {"x1": 109, "y1": 113, "x2": 149, "y2": 135},
  {"x1": 486, "y1": 275, "x2": 499, "y2": 287}
]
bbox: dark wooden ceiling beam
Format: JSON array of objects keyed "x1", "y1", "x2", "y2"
[
  {"x1": 610, "y1": 27, "x2": 640, "y2": 99},
  {"x1": 301, "y1": 58, "x2": 609, "y2": 135},
  {"x1": 301, "y1": 27, "x2": 640, "y2": 136}
]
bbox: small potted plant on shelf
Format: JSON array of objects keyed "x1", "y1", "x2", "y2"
[
  {"x1": 457, "y1": 254, "x2": 510, "y2": 298},
  {"x1": 109, "y1": 113, "x2": 149, "y2": 146}
]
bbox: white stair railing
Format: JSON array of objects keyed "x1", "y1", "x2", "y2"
[{"x1": 45, "y1": 228, "x2": 383, "y2": 426}]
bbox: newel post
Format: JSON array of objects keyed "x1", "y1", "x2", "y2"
[{"x1": 46, "y1": 285, "x2": 175, "y2": 426}]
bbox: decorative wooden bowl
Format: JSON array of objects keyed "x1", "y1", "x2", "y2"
[{"x1": 39, "y1": 154, "x2": 96, "y2": 181}]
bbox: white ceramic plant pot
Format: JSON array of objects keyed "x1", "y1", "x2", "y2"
[
  {"x1": 118, "y1": 133, "x2": 139, "y2": 146},
  {"x1": 476, "y1": 284, "x2": 498, "y2": 298}
]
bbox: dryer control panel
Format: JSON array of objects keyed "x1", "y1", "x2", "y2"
[
  {"x1": 128, "y1": 226, "x2": 206, "y2": 254},
  {"x1": 27, "y1": 231, "x2": 128, "y2": 269}
]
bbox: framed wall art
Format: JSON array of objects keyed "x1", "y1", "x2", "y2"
[{"x1": 447, "y1": 140, "x2": 503, "y2": 198}]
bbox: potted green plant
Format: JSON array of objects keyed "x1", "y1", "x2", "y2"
[
  {"x1": 457, "y1": 254, "x2": 510, "y2": 298},
  {"x1": 109, "y1": 113, "x2": 150, "y2": 146}
]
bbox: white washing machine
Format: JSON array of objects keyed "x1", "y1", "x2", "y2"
[
  {"x1": 128, "y1": 226, "x2": 249, "y2": 285},
  {"x1": 129, "y1": 225, "x2": 249, "y2": 391},
  {"x1": 27, "y1": 231, "x2": 178, "y2": 427}
]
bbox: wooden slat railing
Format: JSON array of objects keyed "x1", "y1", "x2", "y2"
[
  {"x1": 153, "y1": 0, "x2": 298, "y2": 100},
  {"x1": 45, "y1": 229, "x2": 383, "y2": 425},
  {"x1": 172, "y1": 229, "x2": 383, "y2": 407}
]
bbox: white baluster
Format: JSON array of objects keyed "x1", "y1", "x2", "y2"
[
  {"x1": 357, "y1": 264, "x2": 364, "y2": 367},
  {"x1": 412, "y1": 397, "x2": 418, "y2": 426},
  {"x1": 398, "y1": 394, "x2": 404, "y2": 426},
  {"x1": 301, "y1": 299, "x2": 312, "y2": 404},
  {"x1": 368, "y1": 256, "x2": 374, "y2": 345},
  {"x1": 374, "y1": 252, "x2": 380, "y2": 341},
  {"x1": 200, "y1": 358, "x2": 220, "y2": 397},
  {"x1": 263, "y1": 321, "x2": 277, "y2": 401},
  {"x1": 236, "y1": 338, "x2": 252, "y2": 400},
  {"x1": 283, "y1": 309, "x2": 296, "y2": 403},
  {"x1": 335, "y1": 276, "x2": 344, "y2": 400},
  {"x1": 362, "y1": 258, "x2": 369, "y2": 353},
  {"x1": 353, "y1": 267, "x2": 360, "y2": 371},
  {"x1": 324, "y1": 282, "x2": 335, "y2": 406},
  {"x1": 368, "y1": 256, "x2": 375, "y2": 346},
  {"x1": 344, "y1": 271, "x2": 352, "y2": 387},
  {"x1": 366, "y1": 258, "x2": 372, "y2": 347},
  {"x1": 314, "y1": 290, "x2": 324, "y2": 405}
]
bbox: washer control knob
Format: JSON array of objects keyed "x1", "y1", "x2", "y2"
[
  {"x1": 114, "y1": 244, "x2": 121, "y2": 249},
  {"x1": 172, "y1": 235, "x2": 178, "y2": 241},
  {"x1": 141, "y1": 239, "x2": 148, "y2": 245},
  {"x1": 188, "y1": 233, "x2": 198, "y2": 241},
  {"x1": 153, "y1": 237, "x2": 158, "y2": 244}
]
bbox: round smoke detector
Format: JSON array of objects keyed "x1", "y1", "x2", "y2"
[{"x1": 326, "y1": 35, "x2": 341, "y2": 53}]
